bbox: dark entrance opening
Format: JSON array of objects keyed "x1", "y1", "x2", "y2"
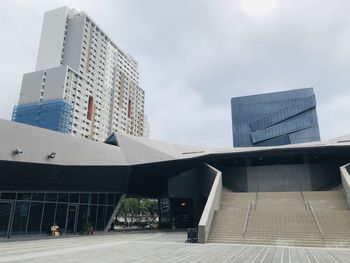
[
  {"x1": 159, "y1": 198, "x2": 194, "y2": 229},
  {"x1": 171, "y1": 198, "x2": 193, "y2": 229}
]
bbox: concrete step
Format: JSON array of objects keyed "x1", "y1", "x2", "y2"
[{"x1": 207, "y1": 190, "x2": 350, "y2": 248}]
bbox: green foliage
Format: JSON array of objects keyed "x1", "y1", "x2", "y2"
[{"x1": 118, "y1": 198, "x2": 157, "y2": 226}]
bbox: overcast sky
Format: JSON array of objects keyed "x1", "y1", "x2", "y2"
[{"x1": 1, "y1": 0, "x2": 350, "y2": 147}]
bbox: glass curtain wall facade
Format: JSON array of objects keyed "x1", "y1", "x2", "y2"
[
  {"x1": 231, "y1": 88, "x2": 321, "y2": 147},
  {"x1": 12, "y1": 99, "x2": 73, "y2": 134},
  {"x1": 0, "y1": 192, "x2": 120, "y2": 238}
]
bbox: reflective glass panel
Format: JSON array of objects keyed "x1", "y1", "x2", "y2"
[
  {"x1": 27, "y1": 202, "x2": 44, "y2": 234},
  {"x1": 69, "y1": 193, "x2": 79, "y2": 203},
  {"x1": 80, "y1": 194, "x2": 89, "y2": 204},
  {"x1": 41, "y1": 203, "x2": 56, "y2": 234},
  {"x1": 45, "y1": 193, "x2": 58, "y2": 202},
  {"x1": 77, "y1": 205, "x2": 88, "y2": 233},
  {"x1": 12, "y1": 201, "x2": 30, "y2": 235},
  {"x1": 58, "y1": 193, "x2": 68, "y2": 203},
  {"x1": 96, "y1": 206, "x2": 106, "y2": 231},
  {"x1": 55, "y1": 204, "x2": 67, "y2": 232},
  {"x1": 0, "y1": 202, "x2": 12, "y2": 237},
  {"x1": 32, "y1": 193, "x2": 45, "y2": 201}
]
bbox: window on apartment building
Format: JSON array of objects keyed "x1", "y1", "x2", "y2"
[{"x1": 87, "y1": 96, "x2": 94, "y2": 121}]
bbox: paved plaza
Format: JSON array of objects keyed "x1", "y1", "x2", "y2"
[{"x1": 1, "y1": 231, "x2": 350, "y2": 262}]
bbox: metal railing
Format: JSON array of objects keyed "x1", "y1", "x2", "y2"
[
  {"x1": 299, "y1": 188, "x2": 307, "y2": 210},
  {"x1": 242, "y1": 201, "x2": 253, "y2": 238},
  {"x1": 254, "y1": 187, "x2": 259, "y2": 210},
  {"x1": 308, "y1": 200, "x2": 325, "y2": 246}
]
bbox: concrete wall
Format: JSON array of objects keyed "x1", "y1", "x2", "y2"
[
  {"x1": 340, "y1": 164, "x2": 350, "y2": 207},
  {"x1": 222, "y1": 162, "x2": 342, "y2": 192},
  {"x1": 36, "y1": 7, "x2": 69, "y2": 71},
  {"x1": 44, "y1": 66, "x2": 67, "y2": 101},
  {"x1": 19, "y1": 66, "x2": 67, "y2": 105},
  {"x1": 63, "y1": 14, "x2": 85, "y2": 72},
  {"x1": 0, "y1": 119, "x2": 129, "y2": 193},
  {"x1": 19, "y1": 71, "x2": 45, "y2": 104},
  {"x1": 0, "y1": 119, "x2": 128, "y2": 166},
  {"x1": 309, "y1": 162, "x2": 342, "y2": 190},
  {"x1": 247, "y1": 164, "x2": 312, "y2": 192},
  {"x1": 198, "y1": 164, "x2": 222, "y2": 243},
  {"x1": 168, "y1": 168, "x2": 199, "y2": 199},
  {"x1": 222, "y1": 166, "x2": 247, "y2": 192}
]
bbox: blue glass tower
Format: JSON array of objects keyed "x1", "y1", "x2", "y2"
[
  {"x1": 231, "y1": 88, "x2": 321, "y2": 147},
  {"x1": 12, "y1": 99, "x2": 73, "y2": 134}
]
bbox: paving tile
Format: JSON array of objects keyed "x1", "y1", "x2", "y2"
[{"x1": 0, "y1": 232, "x2": 349, "y2": 263}]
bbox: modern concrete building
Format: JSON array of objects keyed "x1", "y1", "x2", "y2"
[
  {"x1": 12, "y1": 7, "x2": 147, "y2": 141},
  {"x1": 1, "y1": 119, "x2": 350, "y2": 248},
  {"x1": 231, "y1": 88, "x2": 321, "y2": 147}
]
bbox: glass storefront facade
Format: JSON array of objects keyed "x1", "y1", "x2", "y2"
[{"x1": 0, "y1": 192, "x2": 120, "y2": 238}]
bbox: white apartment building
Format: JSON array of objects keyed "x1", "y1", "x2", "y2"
[{"x1": 13, "y1": 6, "x2": 148, "y2": 141}]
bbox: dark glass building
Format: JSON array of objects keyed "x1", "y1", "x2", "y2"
[{"x1": 231, "y1": 88, "x2": 321, "y2": 147}]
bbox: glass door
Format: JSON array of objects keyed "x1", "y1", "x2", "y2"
[
  {"x1": 65, "y1": 205, "x2": 77, "y2": 234},
  {"x1": 0, "y1": 201, "x2": 13, "y2": 238}
]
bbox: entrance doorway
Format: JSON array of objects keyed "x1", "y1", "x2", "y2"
[
  {"x1": 171, "y1": 199, "x2": 193, "y2": 229},
  {"x1": 65, "y1": 205, "x2": 78, "y2": 234},
  {"x1": 0, "y1": 201, "x2": 13, "y2": 238}
]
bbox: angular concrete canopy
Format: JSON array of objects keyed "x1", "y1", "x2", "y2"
[
  {"x1": 2, "y1": 118, "x2": 350, "y2": 238},
  {"x1": 111, "y1": 132, "x2": 209, "y2": 165},
  {"x1": 0, "y1": 119, "x2": 128, "y2": 166},
  {"x1": 2, "y1": 119, "x2": 350, "y2": 168}
]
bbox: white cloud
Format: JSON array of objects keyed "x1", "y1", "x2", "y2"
[
  {"x1": 318, "y1": 95, "x2": 350, "y2": 139},
  {"x1": 148, "y1": 81, "x2": 231, "y2": 147},
  {"x1": 240, "y1": 0, "x2": 279, "y2": 18},
  {"x1": 1, "y1": 0, "x2": 350, "y2": 147}
]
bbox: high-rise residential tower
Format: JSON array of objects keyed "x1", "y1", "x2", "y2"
[
  {"x1": 231, "y1": 88, "x2": 321, "y2": 147},
  {"x1": 12, "y1": 6, "x2": 148, "y2": 141}
]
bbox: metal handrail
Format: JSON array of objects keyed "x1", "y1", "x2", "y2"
[
  {"x1": 299, "y1": 188, "x2": 306, "y2": 210},
  {"x1": 254, "y1": 187, "x2": 259, "y2": 210},
  {"x1": 242, "y1": 201, "x2": 253, "y2": 237},
  {"x1": 308, "y1": 201, "x2": 325, "y2": 245}
]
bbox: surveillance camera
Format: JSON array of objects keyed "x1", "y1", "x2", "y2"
[
  {"x1": 14, "y1": 148, "x2": 23, "y2": 155},
  {"x1": 48, "y1": 152, "x2": 56, "y2": 159}
]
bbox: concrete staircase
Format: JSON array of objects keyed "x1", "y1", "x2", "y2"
[{"x1": 208, "y1": 189, "x2": 350, "y2": 248}]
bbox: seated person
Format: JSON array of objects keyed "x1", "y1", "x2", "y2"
[{"x1": 50, "y1": 223, "x2": 60, "y2": 236}]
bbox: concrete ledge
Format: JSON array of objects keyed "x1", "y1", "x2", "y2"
[
  {"x1": 198, "y1": 164, "x2": 222, "y2": 244},
  {"x1": 340, "y1": 164, "x2": 350, "y2": 207}
]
